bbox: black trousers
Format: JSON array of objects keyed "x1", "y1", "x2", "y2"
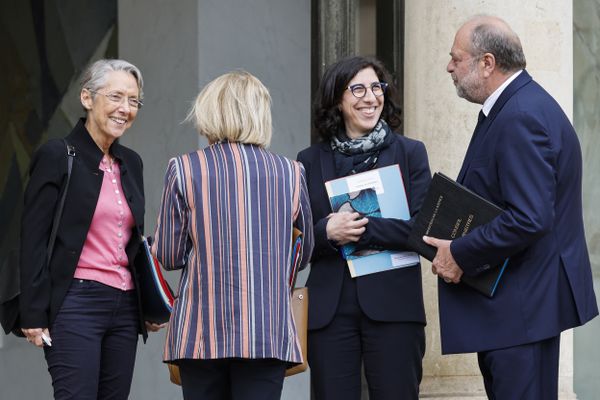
[
  {"x1": 478, "y1": 334, "x2": 561, "y2": 399},
  {"x1": 178, "y1": 358, "x2": 287, "y2": 400},
  {"x1": 44, "y1": 279, "x2": 139, "y2": 400},
  {"x1": 308, "y1": 270, "x2": 425, "y2": 400}
]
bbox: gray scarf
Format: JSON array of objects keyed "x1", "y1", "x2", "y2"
[{"x1": 330, "y1": 120, "x2": 392, "y2": 176}]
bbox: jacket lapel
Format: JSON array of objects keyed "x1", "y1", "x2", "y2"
[
  {"x1": 376, "y1": 134, "x2": 398, "y2": 168},
  {"x1": 457, "y1": 70, "x2": 533, "y2": 183},
  {"x1": 319, "y1": 143, "x2": 336, "y2": 184},
  {"x1": 67, "y1": 118, "x2": 105, "y2": 175}
]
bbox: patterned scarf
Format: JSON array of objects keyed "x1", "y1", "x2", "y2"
[{"x1": 330, "y1": 120, "x2": 392, "y2": 176}]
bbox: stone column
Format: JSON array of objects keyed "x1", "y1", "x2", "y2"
[
  {"x1": 573, "y1": 1, "x2": 600, "y2": 399},
  {"x1": 403, "y1": 1, "x2": 576, "y2": 398},
  {"x1": 314, "y1": 0, "x2": 357, "y2": 75},
  {"x1": 311, "y1": 0, "x2": 357, "y2": 143}
]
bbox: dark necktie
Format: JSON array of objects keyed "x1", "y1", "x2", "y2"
[
  {"x1": 457, "y1": 110, "x2": 486, "y2": 183},
  {"x1": 474, "y1": 110, "x2": 486, "y2": 136}
]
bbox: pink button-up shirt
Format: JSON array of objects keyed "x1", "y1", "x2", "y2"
[{"x1": 74, "y1": 156, "x2": 135, "y2": 290}]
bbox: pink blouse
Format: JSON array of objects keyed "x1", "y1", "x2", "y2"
[{"x1": 74, "y1": 156, "x2": 135, "y2": 290}]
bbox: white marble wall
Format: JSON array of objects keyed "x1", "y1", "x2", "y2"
[
  {"x1": 403, "y1": 1, "x2": 576, "y2": 398},
  {"x1": 573, "y1": 1, "x2": 600, "y2": 398},
  {"x1": 574, "y1": 0, "x2": 600, "y2": 272}
]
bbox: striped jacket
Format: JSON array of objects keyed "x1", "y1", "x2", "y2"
[{"x1": 153, "y1": 142, "x2": 313, "y2": 363}]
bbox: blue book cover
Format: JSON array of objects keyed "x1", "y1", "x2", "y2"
[{"x1": 325, "y1": 165, "x2": 419, "y2": 277}]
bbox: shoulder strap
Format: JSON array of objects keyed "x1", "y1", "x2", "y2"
[
  {"x1": 46, "y1": 140, "x2": 76, "y2": 266},
  {"x1": 289, "y1": 228, "x2": 303, "y2": 289},
  {"x1": 291, "y1": 161, "x2": 301, "y2": 221},
  {"x1": 290, "y1": 161, "x2": 303, "y2": 289}
]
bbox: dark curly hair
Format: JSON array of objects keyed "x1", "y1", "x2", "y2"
[{"x1": 313, "y1": 56, "x2": 402, "y2": 141}]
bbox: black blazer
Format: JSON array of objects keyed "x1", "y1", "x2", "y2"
[
  {"x1": 19, "y1": 118, "x2": 147, "y2": 339},
  {"x1": 297, "y1": 133, "x2": 431, "y2": 330}
]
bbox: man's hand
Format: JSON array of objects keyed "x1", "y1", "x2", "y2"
[{"x1": 423, "y1": 236, "x2": 463, "y2": 284}]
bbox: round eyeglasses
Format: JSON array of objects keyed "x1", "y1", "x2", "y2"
[
  {"x1": 346, "y1": 82, "x2": 388, "y2": 98},
  {"x1": 87, "y1": 89, "x2": 143, "y2": 109}
]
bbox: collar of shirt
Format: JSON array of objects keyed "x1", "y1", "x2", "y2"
[{"x1": 481, "y1": 69, "x2": 523, "y2": 117}]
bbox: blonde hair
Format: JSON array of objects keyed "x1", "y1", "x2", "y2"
[{"x1": 187, "y1": 70, "x2": 272, "y2": 147}]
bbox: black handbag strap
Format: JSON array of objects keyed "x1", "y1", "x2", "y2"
[
  {"x1": 46, "y1": 140, "x2": 76, "y2": 265},
  {"x1": 289, "y1": 228, "x2": 303, "y2": 291}
]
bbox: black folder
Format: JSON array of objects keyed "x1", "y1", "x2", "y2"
[
  {"x1": 408, "y1": 173, "x2": 508, "y2": 297},
  {"x1": 135, "y1": 236, "x2": 175, "y2": 323}
]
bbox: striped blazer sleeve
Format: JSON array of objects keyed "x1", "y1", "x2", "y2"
[
  {"x1": 295, "y1": 163, "x2": 314, "y2": 270},
  {"x1": 152, "y1": 157, "x2": 190, "y2": 270}
]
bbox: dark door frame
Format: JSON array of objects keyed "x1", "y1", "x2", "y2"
[{"x1": 311, "y1": 0, "x2": 405, "y2": 142}]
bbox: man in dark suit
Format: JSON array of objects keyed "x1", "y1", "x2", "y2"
[{"x1": 424, "y1": 15, "x2": 598, "y2": 399}]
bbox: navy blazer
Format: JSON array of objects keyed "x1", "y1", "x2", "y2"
[
  {"x1": 19, "y1": 119, "x2": 148, "y2": 340},
  {"x1": 441, "y1": 71, "x2": 598, "y2": 354},
  {"x1": 297, "y1": 133, "x2": 431, "y2": 330}
]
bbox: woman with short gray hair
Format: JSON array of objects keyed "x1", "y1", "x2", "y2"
[{"x1": 19, "y1": 58, "x2": 163, "y2": 399}]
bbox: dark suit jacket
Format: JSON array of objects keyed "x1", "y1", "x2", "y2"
[
  {"x1": 19, "y1": 118, "x2": 148, "y2": 340},
  {"x1": 297, "y1": 133, "x2": 431, "y2": 330},
  {"x1": 441, "y1": 70, "x2": 598, "y2": 354}
]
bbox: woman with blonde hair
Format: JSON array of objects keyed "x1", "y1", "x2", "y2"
[{"x1": 153, "y1": 71, "x2": 314, "y2": 400}]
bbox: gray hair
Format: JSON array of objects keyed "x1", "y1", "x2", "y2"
[
  {"x1": 80, "y1": 59, "x2": 144, "y2": 99},
  {"x1": 470, "y1": 22, "x2": 526, "y2": 72}
]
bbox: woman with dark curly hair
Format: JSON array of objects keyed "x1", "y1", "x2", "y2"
[{"x1": 297, "y1": 56, "x2": 431, "y2": 399}]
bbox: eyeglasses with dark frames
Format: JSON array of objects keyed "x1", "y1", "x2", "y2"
[
  {"x1": 87, "y1": 89, "x2": 144, "y2": 109},
  {"x1": 346, "y1": 82, "x2": 388, "y2": 98}
]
